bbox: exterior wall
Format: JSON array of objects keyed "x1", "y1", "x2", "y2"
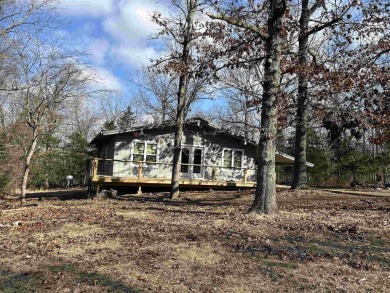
[
  {"x1": 96, "y1": 137, "x2": 115, "y2": 176},
  {"x1": 97, "y1": 129, "x2": 257, "y2": 182},
  {"x1": 111, "y1": 133, "x2": 134, "y2": 177},
  {"x1": 111, "y1": 131, "x2": 174, "y2": 179},
  {"x1": 98, "y1": 137, "x2": 115, "y2": 159},
  {"x1": 201, "y1": 134, "x2": 257, "y2": 182}
]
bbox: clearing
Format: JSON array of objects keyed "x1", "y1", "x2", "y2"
[{"x1": 0, "y1": 188, "x2": 389, "y2": 292}]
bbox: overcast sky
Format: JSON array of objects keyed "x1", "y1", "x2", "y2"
[{"x1": 57, "y1": 0, "x2": 168, "y2": 93}]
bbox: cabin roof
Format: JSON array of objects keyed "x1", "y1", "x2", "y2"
[
  {"x1": 90, "y1": 117, "x2": 223, "y2": 144},
  {"x1": 90, "y1": 117, "x2": 314, "y2": 167}
]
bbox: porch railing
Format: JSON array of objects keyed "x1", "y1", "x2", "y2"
[{"x1": 90, "y1": 158, "x2": 257, "y2": 183}]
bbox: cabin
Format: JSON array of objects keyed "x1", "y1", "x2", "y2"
[{"x1": 89, "y1": 117, "x2": 307, "y2": 194}]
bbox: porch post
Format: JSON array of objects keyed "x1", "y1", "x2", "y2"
[
  {"x1": 138, "y1": 162, "x2": 143, "y2": 180},
  {"x1": 92, "y1": 159, "x2": 98, "y2": 178},
  {"x1": 212, "y1": 167, "x2": 216, "y2": 181}
]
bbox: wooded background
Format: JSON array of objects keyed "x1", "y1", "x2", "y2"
[{"x1": 0, "y1": 1, "x2": 388, "y2": 209}]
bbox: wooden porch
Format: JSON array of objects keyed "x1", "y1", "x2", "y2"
[{"x1": 89, "y1": 158, "x2": 257, "y2": 194}]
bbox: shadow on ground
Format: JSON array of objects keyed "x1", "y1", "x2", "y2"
[
  {"x1": 0, "y1": 261, "x2": 141, "y2": 293},
  {"x1": 25, "y1": 189, "x2": 89, "y2": 201}
]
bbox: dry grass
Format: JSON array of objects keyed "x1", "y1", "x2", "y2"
[{"x1": 0, "y1": 188, "x2": 389, "y2": 292}]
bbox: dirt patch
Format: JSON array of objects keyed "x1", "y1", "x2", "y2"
[{"x1": 0, "y1": 188, "x2": 389, "y2": 292}]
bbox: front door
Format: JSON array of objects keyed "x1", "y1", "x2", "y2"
[{"x1": 180, "y1": 147, "x2": 203, "y2": 179}]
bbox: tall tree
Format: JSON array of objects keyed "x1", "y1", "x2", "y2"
[
  {"x1": 170, "y1": 0, "x2": 197, "y2": 199},
  {"x1": 65, "y1": 129, "x2": 90, "y2": 185},
  {"x1": 208, "y1": 0, "x2": 288, "y2": 213},
  {"x1": 291, "y1": 0, "x2": 360, "y2": 189},
  {"x1": 11, "y1": 39, "x2": 92, "y2": 205},
  {"x1": 152, "y1": 0, "x2": 209, "y2": 199},
  {"x1": 249, "y1": 0, "x2": 287, "y2": 213}
]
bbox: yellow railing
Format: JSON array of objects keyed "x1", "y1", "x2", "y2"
[{"x1": 90, "y1": 158, "x2": 256, "y2": 183}]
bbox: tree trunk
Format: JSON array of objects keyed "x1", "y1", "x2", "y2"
[
  {"x1": 170, "y1": 107, "x2": 185, "y2": 199},
  {"x1": 21, "y1": 133, "x2": 38, "y2": 206},
  {"x1": 162, "y1": 100, "x2": 167, "y2": 124},
  {"x1": 292, "y1": 0, "x2": 309, "y2": 189},
  {"x1": 250, "y1": 0, "x2": 286, "y2": 214},
  {"x1": 244, "y1": 98, "x2": 249, "y2": 141},
  {"x1": 0, "y1": 105, "x2": 4, "y2": 128},
  {"x1": 169, "y1": 0, "x2": 197, "y2": 199},
  {"x1": 44, "y1": 176, "x2": 49, "y2": 189}
]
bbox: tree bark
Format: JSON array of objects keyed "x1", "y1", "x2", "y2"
[
  {"x1": 169, "y1": 0, "x2": 197, "y2": 199},
  {"x1": 170, "y1": 107, "x2": 185, "y2": 199},
  {"x1": 250, "y1": 0, "x2": 287, "y2": 214},
  {"x1": 292, "y1": 0, "x2": 309, "y2": 189},
  {"x1": 0, "y1": 105, "x2": 4, "y2": 128},
  {"x1": 21, "y1": 132, "x2": 38, "y2": 206},
  {"x1": 162, "y1": 100, "x2": 167, "y2": 124},
  {"x1": 244, "y1": 97, "x2": 249, "y2": 141}
]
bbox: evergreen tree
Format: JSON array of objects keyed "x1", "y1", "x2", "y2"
[
  {"x1": 117, "y1": 106, "x2": 136, "y2": 129},
  {"x1": 65, "y1": 130, "x2": 90, "y2": 185},
  {"x1": 102, "y1": 120, "x2": 116, "y2": 131},
  {"x1": 0, "y1": 134, "x2": 10, "y2": 194}
]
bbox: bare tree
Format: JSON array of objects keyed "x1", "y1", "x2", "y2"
[
  {"x1": 0, "y1": 0, "x2": 56, "y2": 90},
  {"x1": 216, "y1": 66, "x2": 263, "y2": 141},
  {"x1": 152, "y1": 0, "x2": 211, "y2": 199},
  {"x1": 131, "y1": 69, "x2": 177, "y2": 124},
  {"x1": 10, "y1": 39, "x2": 93, "y2": 205},
  {"x1": 90, "y1": 91, "x2": 140, "y2": 130},
  {"x1": 58, "y1": 94, "x2": 101, "y2": 142},
  {"x1": 0, "y1": 0, "x2": 56, "y2": 129},
  {"x1": 0, "y1": 0, "x2": 55, "y2": 39}
]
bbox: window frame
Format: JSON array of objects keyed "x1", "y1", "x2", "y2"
[
  {"x1": 222, "y1": 148, "x2": 244, "y2": 169},
  {"x1": 131, "y1": 140, "x2": 159, "y2": 165}
]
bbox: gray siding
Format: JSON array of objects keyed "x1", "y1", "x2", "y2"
[
  {"x1": 98, "y1": 130, "x2": 257, "y2": 182},
  {"x1": 201, "y1": 134, "x2": 257, "y2": 182}
]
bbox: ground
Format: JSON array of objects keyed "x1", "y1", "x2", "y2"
[{"x1": 0, "y1": 188, "x2": 389, "y2": 292}]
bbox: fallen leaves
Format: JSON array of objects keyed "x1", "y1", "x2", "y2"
[{"x1": 0, "y1": 189, "x2": 389, "y2": 292}]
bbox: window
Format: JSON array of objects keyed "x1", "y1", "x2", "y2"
[
  {"x1": 181, "y1": 148, "x2": 190, "y2": 172},
  {"x1": 193, "y1": 149, "x2": 202, "y2": 173},
  {"x1": 98, "y1": 146, "x2": 108, "y2": 172},
  {"x1": 132, "y1": 141, "x2": 157, "y2": 163},
  {"x1": 223, "y1": 149, "x2": 243, "y2": 168}
]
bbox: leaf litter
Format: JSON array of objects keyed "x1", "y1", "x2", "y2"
[{"x1": 0, "y1": 188, "x2": 389, "y2": 292}]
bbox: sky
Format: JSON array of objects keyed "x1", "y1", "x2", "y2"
[{"x1": 56, "y1": 0, "x2": 168, "y2": 94}]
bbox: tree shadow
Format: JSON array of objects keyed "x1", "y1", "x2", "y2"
[
  {"x1": 114, "y1": 193, "x2": 245, "y2": 208},
  {"x1": 128, "y1": 205, "x2": 225, "y2": 216},
  {"x1": 78, "y1": 271, "x2": 141, "y2": 292},
  {"x1": 0, "y1": 269, "x2": 39, "y2": 292},
  {"x1": 231, "y1": 231, "x2": 390, "y2": 270},
  {"x1": 25, "y1": 189, "x2": 89, "y2": 201},
  {"x1": 1, "y1": 261, "x2": 141, "y2": 293}
]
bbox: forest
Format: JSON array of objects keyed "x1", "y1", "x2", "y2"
[
  {"x1": 0, "y1": 1, "x2": 389, "y2": 292},
  {"x1": 0, "y1": 0, "x2": 389, "y2": 211}
]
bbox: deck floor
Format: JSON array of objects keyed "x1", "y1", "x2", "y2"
[{"x1": 92, "y1": 175, "x2": 256, "y2": 189}]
